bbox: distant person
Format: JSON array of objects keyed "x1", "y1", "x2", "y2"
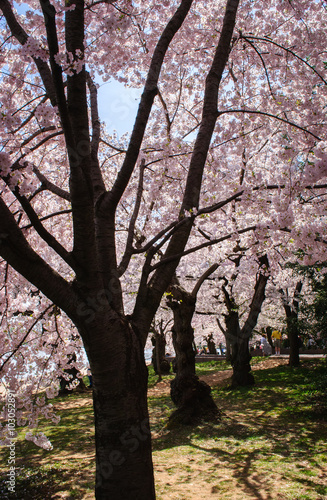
[
  {"x1": 271, "y1": 329, "x2": 282, "y2": 356},
  {"x1": 307, "y1": 338, "x2": 316, "y2": 349},
  {"x1": 260, "y1": 335, "x2": 271, "y2": 356},
  {"x1": 87, "y1": 367, "x2": 93, "y2": 388}
]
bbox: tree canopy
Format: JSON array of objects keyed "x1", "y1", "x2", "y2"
[{"x1": 0, "y1": 0, "x2": 326, "y2": 497}]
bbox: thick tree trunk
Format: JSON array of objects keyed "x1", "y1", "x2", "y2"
[
  {"x1": 80, "y1": 315, "x2": 155, "y2": 500},
  {"x1": 282, "y1": 281, "x2": 302, "y2": 368},
  {"x1": 168, "y1": 286, "x2": 219, "y2": 426}
]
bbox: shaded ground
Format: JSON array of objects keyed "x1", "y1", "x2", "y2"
[{"x1": 0, "y1": 357, "x2": 326, "y2": 499}]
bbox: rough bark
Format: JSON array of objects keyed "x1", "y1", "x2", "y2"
[
  {"x1": 222, "y1": 255, "x2": 269, "y2": 387},
  {"x1": 81, "y1": 315, "x2": 155, "y2": 500},
  {"x1": 167, "y1": 280, "x2": 220, "y2": 427},
  {"x1": 151, "y1": 328, "x2": 170, "y2": 378},
  {"x1": 0, "y1": 0, "x2": 241, "y2": 497},
  {"x1": 281, "y1": 281, "x2": 303, "y2": 367}
]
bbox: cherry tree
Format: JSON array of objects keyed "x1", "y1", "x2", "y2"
[
  {"x1": 0, "y1": 0, "x2": 327, "y2": 498},
  {"x1": 166, "y1": 263, "x2": 219, "y2": 424}
]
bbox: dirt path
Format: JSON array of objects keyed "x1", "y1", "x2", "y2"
[
  {"x1": 148, "y1": 357, "x2": 288, "y2": 398},
  {"x1": 49, "y1": 357, "x2": 291, "y2": 499}
]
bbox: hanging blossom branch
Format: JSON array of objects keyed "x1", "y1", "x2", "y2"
[
  {"x1": 0, "y1": 0, "x2": 57, "y2": 106},
  {"x1": 217, "y1": 109, "x2": 322, "y2": 141},
  {"x1": 150, "y1": 224, "x2": 257, "y2": 271},
  {"x1": 240, "y1": 35, "x2": 327, "y2": 87},
  {"x1": 0, "y1": 304, "x2": 54, "y2": 372}
]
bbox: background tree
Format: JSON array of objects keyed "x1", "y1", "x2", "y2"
[
  {"x1": 0, "y1": 0, "x2": 326, "y2": 498},
  {"x1": 293, "y1": 263, "x2": 327, "y2": 348},
  {"x1": 150, "y1": 317, "x2": 172, "y2": 380},
  {"x1": 167, "y1": 264, "x2": 219, "y2": 425},
  {"x1": 216, "y1": 252, "x2": 270, "y2": 386},
  {"x1": 204, "y1": 332, "x2": 217, "y2": 355},
  {"x1": 280, "y1": 281, "x2": 303, "y2": 367}
]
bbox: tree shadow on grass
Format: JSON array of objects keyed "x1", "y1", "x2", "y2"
[
  {"x1": 0, "y1": 393, "x2": 95, "y2": 500},
  {"x1": 151, "y1": 362, "x2": 327, "y2": 499}
]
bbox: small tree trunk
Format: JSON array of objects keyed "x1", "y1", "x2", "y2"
[
  {"x1": 168, "y1": 285, "x2": 219, "y2": 426},
  {"x1": 222, "y1": 254, "x2": 269, "y2": 387},
  {"x1": 282, "y1": 281, "x2": 302, "y2": 368},
  {"x1": 155, "y1": 334, "x2": 162, "y2": 381},
  {"x1": 223, "y1": 307, "x2": 254, "y2": 387},
  {"x1": 151, "y1": 328, "x2": 170, "y2": 378},
  {"x1": 225, "y1": 337, "x2": 232, "y2": 361},
  {"x1": 82, "y1": 316, "x2": 156, "y2": 500},
  {"x1": 265, "y1": 326, "x2": 274, "y2": 351},
  {"x1": 205, "y1": 333, "x2": 217, "y2": 354},
  {"x1": 285, "y1": 314, "x2": 300, "y2": 367},
  {"x1": 230, "y1": 336, "x2": 254, "y2": 387}
]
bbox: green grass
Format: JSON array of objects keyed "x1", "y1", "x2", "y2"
[{"x1": 0, "y1": 358, "x2": 326, "y2": 499}]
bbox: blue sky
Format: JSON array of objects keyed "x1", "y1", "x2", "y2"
[
  {"x1": 14, "y1": 2, "x2": 140, "y2": 137},
  {"x1": 97, "y1": 79, "x2": 141, "y2": 137}
]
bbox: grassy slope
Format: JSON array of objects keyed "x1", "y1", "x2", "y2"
[{"x1": 0, "y1": 358, "x2": 326, "y2": 499}]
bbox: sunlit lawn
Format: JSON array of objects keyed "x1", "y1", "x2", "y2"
[{"x1": 0, "y1": 358, "x2": 326, "y2": 499}]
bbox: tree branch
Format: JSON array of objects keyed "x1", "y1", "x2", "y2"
[
  {"x1": 150, "y1": 225, "x2": 256, "y2": 271},
  {"x1": 133, "y1": 0, "x2": 241, "y2": 341},
  {"x1": 0, "y1": 0, "x2": 57, "y2": 106},
  {"x1": 241, "y1": 35, "x2": 327, "y2": 87},
  {"x1": 191, "y1": 263, "x2": 218, "y2": 298},
  {"x1": 241, "y1": 254, "x2": 269, "y2": 338},
  {"x1": 103, "y1": 0, "x2": 195, "y2": 211},
  {"x1": 216, "y1": 317, "x2": 227, "y2": 336},
  {"x1": 218, "y1": 109, "x2": 322, "y2": 141},
  {"x1": 0, "y1": 198, "x2": 77, "y2": 319},
  {"x1": 21, "y1": 209, "x2": 72, "y2": 229},
  {"x1": 11, "y1": 185, "x2": 76, "y2": 271},
  {"x1": 118, "y1": 159, "x2": 146, "y2": 276},
  {"x1": 32, "y1": 165, "x2": 71, "y2": 201}
]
